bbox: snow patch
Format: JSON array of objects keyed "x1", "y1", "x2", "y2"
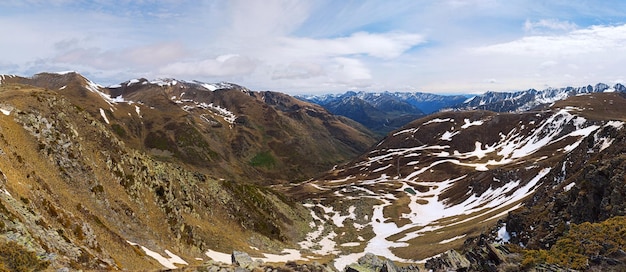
[
  {"x1": 461, "y1": 118, "x2": 484, "y2": 129},
  {"x1": 128, "y1": 78, "x2": 141, "y2": 85},
  {"x1": 440, "y1": 130, "x2": 459, "y2": 141},
  {"x1": 135, "y1": 105, "x2": 142, "y2": 118},
  {"x1": 127, "y1": 241, "x2": 188, "y2": 269},
  {"x1": 0, "y1": 105, "x2": 13, "y2": 116},
  {"x1": 423, "y1": 118, "x2": 453, "y2": 125},
  {"x1": 99, "y1": 108, "x2": 110, "y2": 124},
  {"x1": 205, "y1": 249, "x2": 231, "y2": 263},
  {"x1": 497, "y1": 224, "x2": 510, "y2": 243},
  {"x1": 52, "y1": 70, "x2": 76, "y2": 75},
  {"x1": 438, "y1": 234, "x2": 467, "y2": 244}
]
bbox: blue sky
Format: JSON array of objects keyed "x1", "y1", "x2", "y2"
[{"x1": 2, "y1": 0, "x2": 626, "y2": 94}]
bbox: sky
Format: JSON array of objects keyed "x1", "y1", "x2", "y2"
[{"x1": 1, "y1": 0, "x2": 626, "y2": 95}]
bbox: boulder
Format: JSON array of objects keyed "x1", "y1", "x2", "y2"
[
  {"x1": 344, "y1": 253, "x2": 399, "y2": 272},
  {"x1": 232, "y1": 251, "x2": 254, "y2": 268},
  {"x1": 381, "y1": 259, "x2": 399, "y2": 272}
]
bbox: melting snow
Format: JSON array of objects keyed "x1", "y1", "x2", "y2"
[
  {"x1": 438, "y1": 234, "x2": 467, "y2": 244},
  {"x1": 181, "y1": 102, "x2": 237, "y2": 125},
  {"x1": 99, "y1": 108, "x2": 110, "y2": 124},
  {"x1": 497, "y1": 224, "x2": 511, "y2": 243},
  {"x1": 205, "y1": 249, "x2": 231, "y2": 263},
  {"x1": 341, "y1": 242, "x2": 361, "y2": 247},
  {"x1": 423, "y1": 118, "x2": 453, "y2": 125},
  {"x1": 461, "y1": 118, "x2": 484, "y2": 129},
  {"x1": 135, "y1": 105, "x2": 142, "y2": 118},
  {"x1": 202, "y1": 83, "x2": 218, "y2": 91},
  {"x1": 52, "y1": 71, "x2": 76, "y2": 75},
  {"x1": 0, "y1": 105, "x2": 13, "y2": 116},
  {"x1": 303, "y1": 107, "x2": 626, "y2": 268},
  {"x1": 440, "y1": 131, "x2": 459, "y2": 141},
  {"x1": 127, "y1": 241, "x2": 188, "y2": 269},
  {"x1": 563, "y1": 182, "x2": 575, "y2": 192}
]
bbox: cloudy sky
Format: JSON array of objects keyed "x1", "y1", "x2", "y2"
[{"x1": 2, "y1": 0, "x2": 626, "y2": 94}]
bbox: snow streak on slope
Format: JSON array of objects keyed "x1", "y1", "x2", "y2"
[
  {"x1": 298, "y1": 106, "x2": 625, "y2": 269},
  {"x1": 0, "y1": 74, "x2": 16, "y2": 85},
  {"x1": 126, "y1": 241, "x2": 188, "y2": 269}
]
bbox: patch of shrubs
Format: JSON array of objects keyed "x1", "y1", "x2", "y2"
[
  {"x1": 522, "y1": 216, "x2": 626, "y2": 270},
  {"x1": 0, "y1": 240, "x2": 50, "y2": 272}
]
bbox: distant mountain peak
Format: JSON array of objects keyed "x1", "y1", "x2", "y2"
[{"x1": 456, "y1": 82, "x2": 624, "y2": 112}]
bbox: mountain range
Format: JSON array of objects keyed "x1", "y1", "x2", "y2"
[
  {"x1": 299, "y1": 83, "x2": 626, "y2": 137},
  {"x1": 297, "y1": 91, "x2": 468, "y2": 136},
  {"x1": 1, "y1": 72, "x2": 626, "y2": 271}
]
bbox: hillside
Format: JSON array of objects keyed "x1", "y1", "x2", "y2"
[
  {"x1": 0, "y1": 72, "x2": 376, "y2": 270},
  {"x1": 286, "y1": 92, "x2": 626, "y2": 270},
  {"x1": 4, "y1": 72, "x2": 377, "y2": 183}
]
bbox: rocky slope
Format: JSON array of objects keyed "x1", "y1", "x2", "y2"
[
  {"x1": 4, "y1": 72, "x2": 377, "y2": 183},
  {"x1": 0, "y1": 72, "x2": 377, "y2": 271}
]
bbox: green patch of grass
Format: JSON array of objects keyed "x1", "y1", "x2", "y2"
[
  {"x1": 167, "y1": 122, "x2": 219, "y2": 164},
  {"x1": 144, "y1": 131, "x2": 174, "y2": 152},
  {"x1": 221, "y1": 180, "x2": 288, "y2": 241},
  {"x1": 111, "y1": 123, "x2": 127, "y2": 138},
  {"x1": 249, "y1": 151, "x2": 276, "y2": 168}
]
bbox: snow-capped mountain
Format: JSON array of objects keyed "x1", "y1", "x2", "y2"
[
  {"x1": 457, "y1": 83, "x2": 626, "y2": 112},
  {"x1": 287, "y1": 91, "x2": 626, "y2": 270},
  {"x1": 297, "y1": 91, "x2": 468, "y2": 135}
]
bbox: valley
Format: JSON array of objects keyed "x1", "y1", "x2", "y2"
[{"x1": 1, "y1": 72, "x2": 626, "y2": 271}]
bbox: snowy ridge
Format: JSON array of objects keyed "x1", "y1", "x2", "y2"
[
  {"x1": 459, "y1": 83, "x2": 625, "y2": 112},
  {"x1": 146, "y1": 78, "x2": 237, "y2": 92},
  {"x1": 178, "y1": 100, "x2": 237, "y2": 125}
]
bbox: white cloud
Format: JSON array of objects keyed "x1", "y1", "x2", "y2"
[
  {"x1": 53, "y1": 43, "x2": 187, "y2": 69},
  {"x1": 277, "y1": 32, "x2": 424, "y2": 59},
  {"x1": 226, "y1": 0, "x2": 312, "y2": 38},
  {"x1": 332, "y1": 57, "x2": 372, "y2": 83},
  {"x1": 475, "y1": 24, "x2": 626, "y2": 56},
  {"x1": 3, "y1": 1, "x2": 626, "y2": 94},
  {"x1": 159, "y1": 54, "x2": 257, "y2": 77},
  {"x1": 524, "y1": 19, "x2": 578, "y2": 34},
  {"x1": 272, "y1": 61, "x2": 325, "y2": 80}
]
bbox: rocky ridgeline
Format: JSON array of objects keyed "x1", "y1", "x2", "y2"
[{"x1": 183, "y1": 252, "x2": 422, "y2": 272}]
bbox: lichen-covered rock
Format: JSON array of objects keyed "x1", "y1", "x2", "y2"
[
  {"x1": 232, "y1": 251, "x2": 255, "y2": 269},
  {"x1": 344, "y1": 253, "x2": 399, "y2": 272}
]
